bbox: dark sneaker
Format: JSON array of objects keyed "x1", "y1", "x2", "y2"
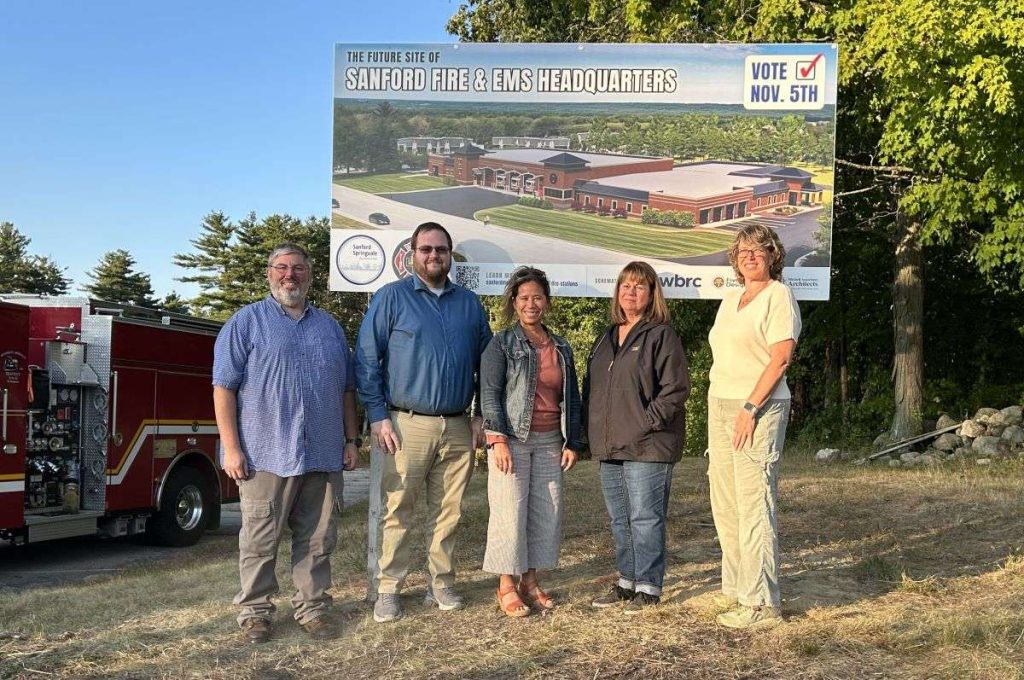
[
  {"x1": 623, "y1": 591, "x2": 660, "y2": 614},
  {"x1": 300, "y1": 615, "x2": 338, "y2": 640},
  {"x1": 424, "y1": 585, "x2": 466, "y2": 611},
  {"x1": 240, "y1": 617, "x2": 272, "y2": 644},
  {"x1": 373, "y1": 593, "x2": 403, "y2": 623},
  {"x1": 591, "y1": 584, "x2": 635, "y2": 608}
]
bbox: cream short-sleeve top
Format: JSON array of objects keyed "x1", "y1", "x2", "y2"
[{"x1": 708, "y1": 279, "x2": 801, "y2": 400}]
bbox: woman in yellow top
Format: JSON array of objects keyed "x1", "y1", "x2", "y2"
[{"x1": 707, "y1": 223, "x2": 801, "y2": 629}]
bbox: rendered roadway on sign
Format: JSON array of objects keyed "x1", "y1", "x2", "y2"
[{"x1": 331, "y1": 184, "x2": 822, "y2": 267}]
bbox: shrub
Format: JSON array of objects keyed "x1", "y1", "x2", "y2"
[
  {"x1": 442, "y1": 176, "x2": 459, "y2": 186},
  {"x1": 513, "y1": 195, "x2": 554, "y2": 209},
  {"x1": 641, "y1": 208, "x2": 694, "y2": 227}
]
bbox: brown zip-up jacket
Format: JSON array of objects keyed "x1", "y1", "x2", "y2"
[{"x1": 582, "y1": 320, "x2": 690, "y2": 463}]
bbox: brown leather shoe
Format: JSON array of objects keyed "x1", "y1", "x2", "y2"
[
  {"x1": 300, "y1": 615, "x2": 338, "y2": 640},
  {"x1": 241, "y1": 617, "x2": 272, "y2": 644}
]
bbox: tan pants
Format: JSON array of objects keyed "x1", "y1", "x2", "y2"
[
  {"x1": 707, "y1": 397, "x2": 789, "y2": 608},
  {"x1": 377, "y1": 411, "x2": 474, "y2": 594},
  {"x1": 234, "y1": 470, "x2": 342, "y2": 625}
]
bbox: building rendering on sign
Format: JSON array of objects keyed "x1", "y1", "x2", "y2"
[
  {"x1": 491, "y1": 135, "x2": 571, "y2": 150},
  {"x1": 426, "y1": 146, "x2": 826, "y2": 225},
  {"x1": 397, "y1": 136, "x2": 475, "y2": 154}
]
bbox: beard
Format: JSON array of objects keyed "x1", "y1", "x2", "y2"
[
  {"x1": 413, "y1": 257, "x2": 451, "y2": 288},
  {"x1": 269, "y1": 278, "x2": 309, "y2": 308}
]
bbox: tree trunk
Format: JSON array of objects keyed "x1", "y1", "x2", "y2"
[
  {"x1": 888, "y1": 213, "x2": 924, "y2": 440},
  {"x1": 840, "y1": 286, "x2": 849, "y2": 426}
]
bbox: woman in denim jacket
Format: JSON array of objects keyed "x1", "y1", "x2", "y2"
[{"x1": 480, "y1": 266, "x2": 583, "y2": 617}]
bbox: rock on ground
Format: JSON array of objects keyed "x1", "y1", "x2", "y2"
[
  {"x1": 972, "y1": 435, "x2": 1010, "y2": 458},
  {"x1": 973, "y1": 407, "x2": 999, "y2": 424},
  {"x1": 815, "y1": 448, "x2": 841, "y2": 464},
  {"x1": 959, "y1": 420, "x2": 986, "y2": 438},
  {"x1": 1002, "y1": 425, "x2": 1024, "y2": 446},
  {"x1": 1000, "y1": 405, "x2": 1023, "y2": 426}
]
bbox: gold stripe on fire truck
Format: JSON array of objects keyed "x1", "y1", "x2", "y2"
[{"x1": 106, "y1": 419, "x2": 219, "y2": 477}]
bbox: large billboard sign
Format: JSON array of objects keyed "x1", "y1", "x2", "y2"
[{"x1": 331, "y1": 43, "x2": 838, "y2": 299}]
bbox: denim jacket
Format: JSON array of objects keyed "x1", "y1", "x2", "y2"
[{"x1": 480, "y1": 323, "x2": 584, "y2": 451}]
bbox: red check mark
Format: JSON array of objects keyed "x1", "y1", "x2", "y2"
[{"x1": 799, "y1": 54, "x2": 823, "y2": 79}]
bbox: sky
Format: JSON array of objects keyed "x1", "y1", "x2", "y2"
[{"x1": 0, "y1": 0, "x2": 455, "y2": 298}]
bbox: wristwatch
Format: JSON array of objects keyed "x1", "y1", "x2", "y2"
[
  {"x1": 742, "y1": 401, "x2": 759, "y2": 415},
  {"x1": 345, "y1": 437, "x2": 363, "y2": 447}
]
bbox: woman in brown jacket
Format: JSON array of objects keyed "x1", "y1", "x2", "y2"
[{"x1": 584, "y1": 261, "x2": 690, "y2": 613}]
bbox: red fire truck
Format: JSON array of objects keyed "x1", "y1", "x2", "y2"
[{"x1": 0, "y1": 295, "x2": 237, "y2": 546}]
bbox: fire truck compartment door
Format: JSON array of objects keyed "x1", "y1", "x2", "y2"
[
  {"x1": 0, "y1": 302, "x2": 30, "y2": 528},
  {"x1": 105, "y1": 366, "x2": 155, "y2": 512}
]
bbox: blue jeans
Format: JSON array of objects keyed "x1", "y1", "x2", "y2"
[{"x1": 599, "y1": 460, "x2": 674, "y2": 596}]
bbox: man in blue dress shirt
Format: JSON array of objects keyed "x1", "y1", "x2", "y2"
[
  {"x1": 356, "y1": 222, "x2": 492, "y2": 623},
  {"x1": 213, "y1": 242, "x2": 359, "y2": 644}
]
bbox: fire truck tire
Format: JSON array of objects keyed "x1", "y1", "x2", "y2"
[{"x1": 147, "y1": 466, "x2": 214, "y2": 547}]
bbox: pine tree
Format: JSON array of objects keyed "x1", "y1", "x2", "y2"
[
  {"x1": 172, "y1": 211, "x2": 237, "y2": 317},
  {"x1": 82, "y1": 249, "x2": 158, "y2": 307},
  {"x1": 0, "y1": 222, "x2": 71, "y2": 294},
  {"x1": 159, "y1": 291, "x2": 191, "y2": 314}
]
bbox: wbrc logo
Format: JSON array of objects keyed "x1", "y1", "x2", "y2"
[{"x1": 657, "y1": 272, "x2": 702, "y2": 288}]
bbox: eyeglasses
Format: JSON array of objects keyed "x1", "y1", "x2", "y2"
[
  {"x1": 415, "y1": 245, "x2": 451, "y2": 255},
  {"x1": 737, "y1": 248, "x2": 768, "y2": 260},
  {"x1": 270, "y1": 264, "x2": 309, "y2": 274}
]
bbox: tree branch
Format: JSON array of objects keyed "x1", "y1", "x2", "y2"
[
  {"x1": 834, "y1": 185, "x2": 881, "y2": 198},
  {"x1": 836, "y1": 158, "x2": 916, "y2": 175}
]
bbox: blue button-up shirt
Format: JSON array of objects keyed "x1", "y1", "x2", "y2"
[
  {"x1": 356, "y1": 275, "x2": 492, "y2": 423},
  {"x1": 212, "y1": 296, "x2": 354, "y2": 477}
]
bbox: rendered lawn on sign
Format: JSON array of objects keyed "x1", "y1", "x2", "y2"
[
  {"x1": 476, "y1": 205, "x2": 736, "y2": 259},
  {"x1": 330, "y1": 213, "x2": 375, "y2": 229},
  {"x1": 334, "y1": 173, "x2": 448, "y2": 194},
  {"x1": 1, "y1": 452, "x2": 1023, "y2": 679}
]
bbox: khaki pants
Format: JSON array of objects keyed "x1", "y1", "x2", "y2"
[
  {"x1": 707, "y1": 397, "x2": 789, "y2": 608},
  {"x1": 234, "y1": 470, "x2": 342, "y2": 625},
  {"x1": 377, "y1": 411, "x2": 474, "y2": 594}
]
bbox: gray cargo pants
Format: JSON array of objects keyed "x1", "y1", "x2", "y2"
[{"x1": 234, "y1": 470, "x2": 343, "y2": 626}]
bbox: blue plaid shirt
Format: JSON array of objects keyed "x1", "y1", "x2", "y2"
[{"x1": 213, "y1": 296, "x2": 354, "y2": 477}]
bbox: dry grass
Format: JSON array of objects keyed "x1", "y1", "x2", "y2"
[{"x1": 2, "y1": 452, "x2": 1024, "y2": 679}]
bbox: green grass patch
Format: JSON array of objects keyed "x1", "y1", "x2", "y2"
[
  {"x1": 331, "y1": 213, "x2": 375, "y2": 229},
  {"x1": 334, "y1": 173, "x2": 447, "y2": 194},
  {"x1": 476, "y1": 205, "x2": 734, "y2": 259}
]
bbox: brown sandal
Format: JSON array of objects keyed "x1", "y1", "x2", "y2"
[
  {"x1": 519, "y1": 581, "x2": 556, "y2": 610},
  {"x1": 497, "y1": 582, "x2": 530, "y2": 618}
]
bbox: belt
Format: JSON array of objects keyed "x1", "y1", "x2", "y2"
[{"x1": 389, "y1": 405, "x2": 466, "y2": 418}]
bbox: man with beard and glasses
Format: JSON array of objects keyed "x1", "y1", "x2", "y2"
[
  {"x1": 356, "y1": 222, "x2": 492, "y2": 623},
  {"x1": 213, "y1": 242, "x2": 359, "y2": 644}
]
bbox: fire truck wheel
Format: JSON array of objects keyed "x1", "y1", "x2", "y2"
[{"x1": 147, "y1": 466, "x2": 214, "y2": 547}]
